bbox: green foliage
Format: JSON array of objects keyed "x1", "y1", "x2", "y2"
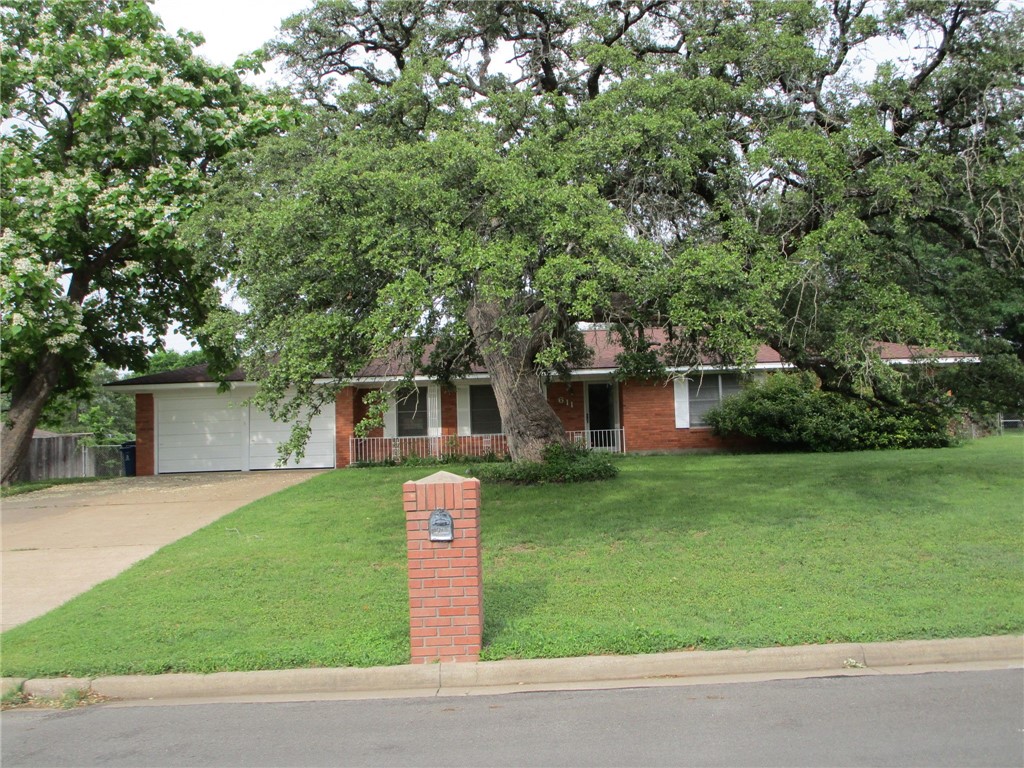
[
  {"x1": 935, "y1": 355, "x2": 1024, "y2": 416},
  {"x1": 352, "y1": 450, "x2": 505, "y2": 469},
  {"x1": 612, "y1": 324, "x2": 668, "y2": 381},
  {"x1": 25, "y1": 349, "x2": 206, "y2": 450},
  {"x1": 706, "y1": 373, "x2": 958, "y2": 452},
  {"x1": 0, "y1": 0, "x2": 291, "y2": 479},
  {"x1": 145, "y1": 349, "x2": 208, "y2": 374},
  {"x1": 30, "y1": 346, "x2": 207, "y2": 446},
  {"x1": 472, "y1": 442, "x2": 619, "y2": 485},
  {"x1": 1, "y1": 684, "x2": 27, "y2": 708},
  {"x1": 192, "y1": 0, "x2": 1020, "y2": 460},
  {"x1": 38, "y1": 364, "x2": 135, "y2": 443},
  {"x1": 0, "y1": 252, "x2": 85, "y2": 382},
  {"x1": 1, "y1": 0, "x2": 282, "y2": 377}
]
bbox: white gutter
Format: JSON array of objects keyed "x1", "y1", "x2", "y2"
[{"x1": 108, "y1": 355, "x2": 975, "y2": 394}]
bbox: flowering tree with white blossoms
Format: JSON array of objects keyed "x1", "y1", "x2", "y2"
[{"x1": 0, "y1": 0, "x2": 289, "y2": 483}]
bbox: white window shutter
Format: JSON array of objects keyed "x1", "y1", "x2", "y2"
[
  {"x1": 383, "y1": 392, "x2": 397, "y2": 438},
  {"x1": 427, "y1": 385, "x2": 442, "y2": 437},
  {"x1": 456, "y1": 384, "x2": 471, "y2": 436},
  {"x1": 674, "y1": 378, "x2": 690, "y2": 429}
]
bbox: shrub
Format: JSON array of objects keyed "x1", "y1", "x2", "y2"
[
  {"x1": 472, "y1": 442, "x2": 619, "y2": 485},
  {"x1": 706, "y1": 373, "x2": 958, "y2": 452}
]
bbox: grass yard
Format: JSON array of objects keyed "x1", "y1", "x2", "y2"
[{"x1": 2, "y1": 435, "x2": 1021, "y2": 678}]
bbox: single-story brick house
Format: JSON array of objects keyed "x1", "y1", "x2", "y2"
[{"x1": 107, "y1": 330, "x2": 967, "y2": 475}]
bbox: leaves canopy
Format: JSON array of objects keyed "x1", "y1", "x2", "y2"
[
  {"x1": 38, "y1": 364, "x2": 136, "y2": 444},
  {"x1": 195, "y1": 0, "x2": 1023, "y2": 452}
]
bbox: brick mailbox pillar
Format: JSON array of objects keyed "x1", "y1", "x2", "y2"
[{"x1": 404, "y1": 471, "x2": 483, "y2": 663}]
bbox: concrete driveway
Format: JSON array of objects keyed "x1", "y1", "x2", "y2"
[{"x1": 1, "y1": 470, "x2": 323, "y2": 633}]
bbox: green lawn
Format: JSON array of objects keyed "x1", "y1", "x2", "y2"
[{"x1": 2, "y1": 435, "x2": 1021, "y2": 678}]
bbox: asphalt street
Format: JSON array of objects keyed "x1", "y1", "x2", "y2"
[{"x1": 3, "y1": 668, "x2": 1021, "y2": 767}]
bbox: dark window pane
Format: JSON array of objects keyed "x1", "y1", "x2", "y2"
[
  {"x1": 720, "y1": 374, "x2": 744, "y2": 398},
  {"x1": 470, "y1": 385, "x2": 503, "y2": 435},
  {"x1": 689, "y1": 399, "x2": 718, "y2": 427},
  {"x1": 688, "y1": 375, "x2": 719, "y2": 427},
  {"x1": 689, "y1": 374, "x2": 744, "y2": 426},
  {"x1": 396, "y1": 387, "x2": 428, "y2": 437}
]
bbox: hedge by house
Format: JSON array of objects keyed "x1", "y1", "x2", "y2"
[{"x1": 706, "y1": 373, "x2": 958, "y2": 452}]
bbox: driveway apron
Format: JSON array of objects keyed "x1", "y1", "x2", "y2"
[{"x1": 1, "y1": 471, "x2": 323, "y2": 632}]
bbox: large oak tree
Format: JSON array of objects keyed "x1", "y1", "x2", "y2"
[{"x1": 194, "y1": 0, "x2": 1022, "y2": 463}]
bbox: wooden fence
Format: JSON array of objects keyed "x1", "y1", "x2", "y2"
[{"x1": 17, "y1": 435, "x2": 124, "y2": 482}]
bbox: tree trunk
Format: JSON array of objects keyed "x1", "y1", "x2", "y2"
[
  {"x1": 1, "y1": 353, "x2": 63, "y2": 485},
  {"x1": 466, "y1": 295, "x2": 568, "y2": 463}
]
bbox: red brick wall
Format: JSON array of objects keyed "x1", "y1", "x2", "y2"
[
  {"x1": 352, "y1": 388, "x2": 384, "y2": 438},
  {"x1": 334, "y1": 389, "x2": 357, "y2": 468},
  {"x1": 336, "y1": 387, "x2": 382, "y2": 467},
  {"x1": 547, "y1": 382, "x2": 586, "y2": 432},
  {"x1": 404, "y1": 475, "x2": 482, "y2": 663},
  {"x1": 620, "y1": 379, "x2": 733, "y2": 452},
  {"x1": 135, "y1": 394, "x2": 155, "y2": 476}
]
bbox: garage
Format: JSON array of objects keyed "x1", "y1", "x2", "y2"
[
  {"x1": 107, "y1": 363, "x2": 340, "y2": 476},
  {"x1": 247, "y1": 398, "x2": 336, "y2": 471},
  {"x1": 154, "y1": 390, "x2": 336, "y2": 475}
]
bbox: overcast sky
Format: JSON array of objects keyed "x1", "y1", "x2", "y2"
[{"x1": 150, "y1": 0, "x2": 312, "y2": 72}]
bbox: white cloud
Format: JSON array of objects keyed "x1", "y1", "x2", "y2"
[{"x1": 150, "y1": 0, "x2": 312, "y2": 82}]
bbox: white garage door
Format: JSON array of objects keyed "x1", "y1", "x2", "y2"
[
  {"x1": 248, "y1": 402, "x2": 336, "y2": 470},
  {"x1": 157, "y1": 392, "x2": 246, "y2": 474},
  {"x1": 156, "y1": 391, "x2": 335, "y2": 474}
]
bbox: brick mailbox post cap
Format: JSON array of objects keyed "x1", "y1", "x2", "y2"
[{"x1": 410, "y1": 470, "x2": 473, "y2": 485}]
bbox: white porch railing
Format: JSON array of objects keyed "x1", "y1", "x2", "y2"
[
  {"x1": 349, "y1": 429, "x2": 624, "y2": 465},
  {"x1": 568, "y1": 429, "x2": 625, "y2": 453},
  {"x1": 349, "y1": 434, "x2": 509, "y2": 465}
]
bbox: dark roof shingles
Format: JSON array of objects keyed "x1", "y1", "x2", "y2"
[{"x1": 108, "y1": 364, "x2": 245, "y2": 387}]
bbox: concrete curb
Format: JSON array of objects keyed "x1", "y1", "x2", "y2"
[
  {"x1": 436, "y1": 636, "x2": 1023, "y2": 691},
  {"x1": 12, "y1": 635, "x2": 1023, "y2": 705},
  {"x1": 90, "y1": 665, "x2": 440, "y2": 701},
  {"x1": 2, "y1": 677, "x2": 27, "y2": 697}
]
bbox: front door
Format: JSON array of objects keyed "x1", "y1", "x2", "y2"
[{"x1": 585, "y1": 382, "x2": 619, "y2": 451}]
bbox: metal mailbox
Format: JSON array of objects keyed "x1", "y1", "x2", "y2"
[{"x1": 428, "y1": 508, "x2": 454, "y2": 542}]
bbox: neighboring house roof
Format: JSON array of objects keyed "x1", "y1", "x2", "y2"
[
  {"x1": 107, "y1": 330, "x2": 972, "y2": 389},
  {"x1": 109, "y1": 364, "x2": 246, "y2": 387}
]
